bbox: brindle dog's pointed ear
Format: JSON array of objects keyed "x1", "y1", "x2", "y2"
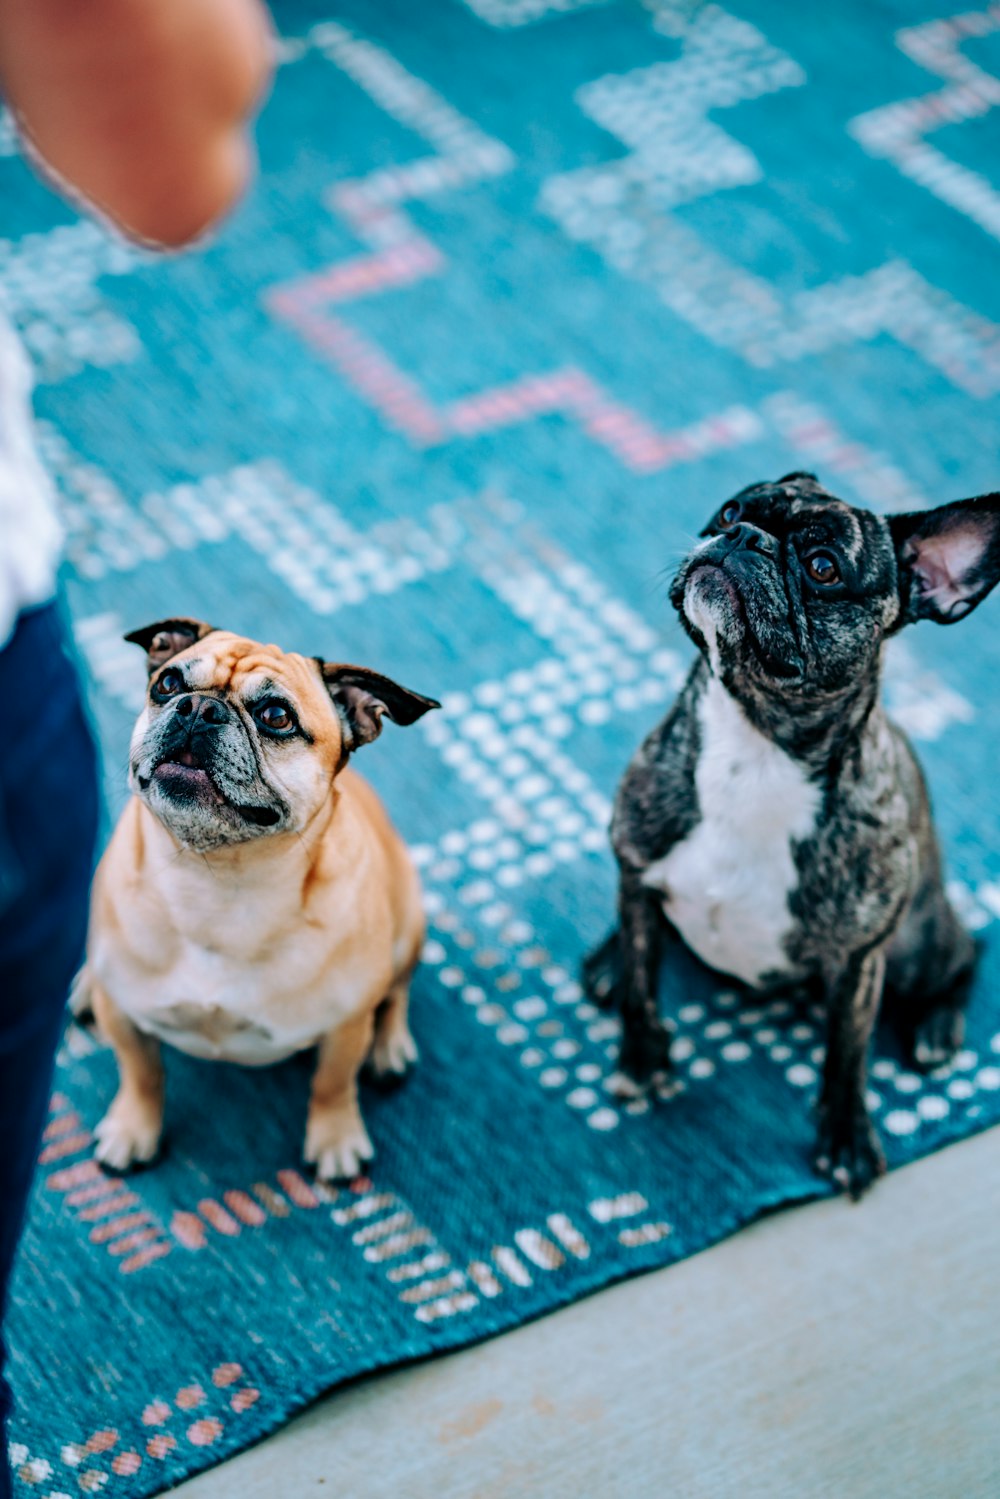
[
  {"x1": 320, "y1": 662, "x2": 440, "y2": 751},
  {"x1": 890, "y1": 493, "x2": 1000, "y2": 625},
  {"x1": 124, "y1": 618, "x2": 217, "y2": 675}
]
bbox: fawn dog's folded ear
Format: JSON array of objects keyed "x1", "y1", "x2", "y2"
[
  {"x1": 319, "y1": 663, "x2": 440, "y2": 751},
  {"x1": 124, "y1": 618, "x2": 218, "y2": 674},
  {"x1": 890, "y1": 493, "x2": 1000, "y2": 625}
]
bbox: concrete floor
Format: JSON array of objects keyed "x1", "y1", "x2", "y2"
[{"x1": 174, "y1": 1128, "x2": 1000, "y2": 1499}]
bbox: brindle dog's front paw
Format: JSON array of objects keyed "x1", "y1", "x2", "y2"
[
  {"x1": 912, "y1": 1003, "x2": 965, "y2": 1072},
  {"x1": 814, "y1": 1107, "x2": 886, "y2": 1201},
  {"x1": 609, "y1": 1017, "x2": 674, "y2": 1099}
]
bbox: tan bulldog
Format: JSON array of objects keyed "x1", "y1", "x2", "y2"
[{"x1": 77, "y1": 618, "x2": 438, "y2": 1181}]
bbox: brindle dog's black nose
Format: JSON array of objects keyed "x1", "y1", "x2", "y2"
[
  {"x1": 725, "y1": 522, "x2": 777, "y2": 557},
  {"x1": 175, "y1": 693, "x2": 231, "y2": 727}
]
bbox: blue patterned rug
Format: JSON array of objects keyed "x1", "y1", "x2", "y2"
[{"x1": 6, "y1": 0, "x2": 1000, "y2": 1491}]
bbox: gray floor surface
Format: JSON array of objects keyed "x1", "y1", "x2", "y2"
[{"x1": 173, "y1": 1128, "x2": 1000, "y2": 1499}]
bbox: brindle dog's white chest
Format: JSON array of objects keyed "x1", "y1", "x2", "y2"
[{"x1": 642, "y1": 676, "x2": 820, "y2": 988}]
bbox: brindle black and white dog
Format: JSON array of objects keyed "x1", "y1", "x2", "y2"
[{"x1": 584, "y1": 472, "x2": 1000, "y2": 1197}]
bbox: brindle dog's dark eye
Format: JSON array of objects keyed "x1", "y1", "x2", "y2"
[
  {"x1": 718, "y1": 500, "x2": 741, "y2": 528},
  {"x1": 154, "y1": 668, "x2": 185, "y2": 699},
  {"x1": 256, "y1": 701, "x2": 296, "y2": 735},
  {"x1": 805, "y1": 551, "x2": 841, "y2": 586}
]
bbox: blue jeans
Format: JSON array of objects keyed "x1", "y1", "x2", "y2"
[{"x1": 0, "y1": 603, "x2": 100, "y2": 1498}]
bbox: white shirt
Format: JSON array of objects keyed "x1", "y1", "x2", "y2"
[{"x1": 0, "y1": 313, "x2": 61, "y2": 648}]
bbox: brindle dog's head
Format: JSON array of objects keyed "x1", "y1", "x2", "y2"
[
  {"x1": 126, "y1": 619, "x2": 439, "y2": 852},
  {"x1": 670, "y1": 473, "x2": 1000, "y2": 729}
]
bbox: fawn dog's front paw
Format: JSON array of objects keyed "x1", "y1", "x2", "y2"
[
  {"x1": 304, "y1": 1106, "x2": 374, "y2": 1182},
  {"x1": 94, "y1": 1093, "x2": 163, "y2": 1171}
]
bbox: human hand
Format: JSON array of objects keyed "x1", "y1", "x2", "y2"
[{"x1": 0, "y1": 0, "x2": 274, "y2": 248}]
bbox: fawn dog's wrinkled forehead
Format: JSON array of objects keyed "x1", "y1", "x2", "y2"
[
  {"x1": 161, "y1": 632, "x2": 332, "y2": 716},
  {"x1": 124, "y1": 617, "x2": 440, "y2": 852},
  {"x1": 128, "y1": 616, "x2": 440, "y2": 765}
]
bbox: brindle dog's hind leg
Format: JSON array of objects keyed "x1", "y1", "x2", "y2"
[
  {"x1": 886, "y1": 889, "x2": 977, "y2": 1071},
  {"x1": 910, "y1": 938, "x2": 976, "y2": 1071},
  {"x1": 582, "y1": 927, "x2": 621, "y2": 1008},
  {"x1": 608, "y1": 870, "x2": 673, "y2": 1096}
]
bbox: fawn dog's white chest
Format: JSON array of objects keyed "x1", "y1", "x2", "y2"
[{"x1": 642, "y1": 676, "x2": 820, "y2": 987}]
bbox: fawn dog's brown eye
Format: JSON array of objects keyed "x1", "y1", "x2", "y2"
[
  {"x1": 154, "y1": 668, "x2": 185, "y2": 698},
  {"x1": 256, "y1": 701, "x2": 296, "y2": 734}
]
